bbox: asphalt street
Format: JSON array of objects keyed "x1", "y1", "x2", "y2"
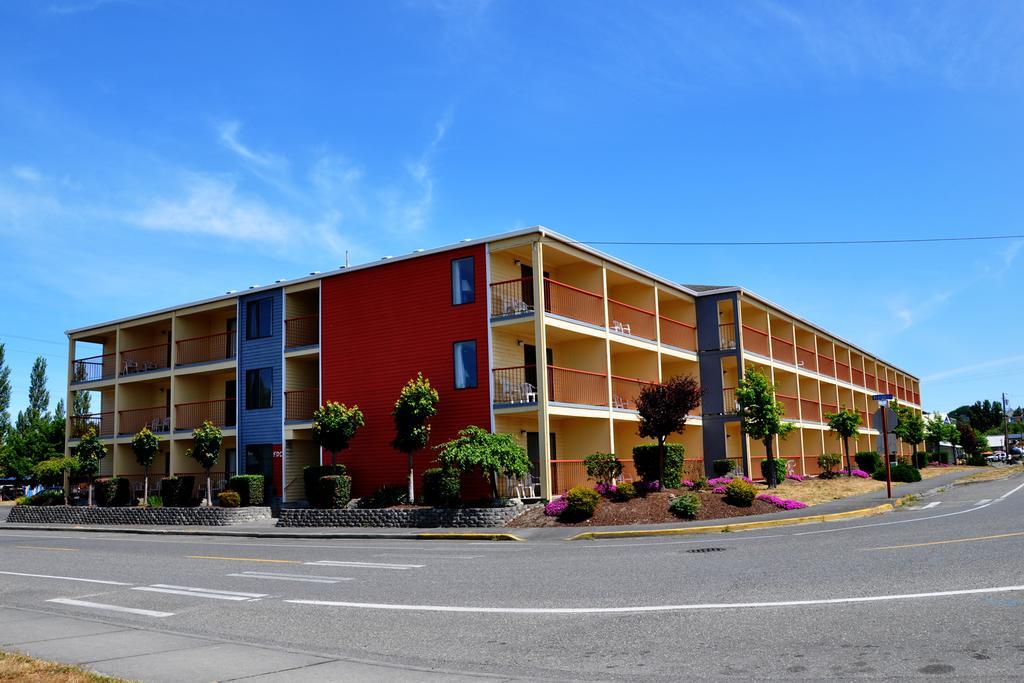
[{"x1": 1, "y1": 473, "x2": 1023, "y2": 680}]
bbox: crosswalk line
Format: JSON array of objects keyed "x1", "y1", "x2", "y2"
[
  {"x1": 0, "y1": 570, "x2": 131, "y2": 586},
  {"x1": 48, "y1": 598, "x2": 174, "y2": 618},
  {"x1": 304, "y1": 560, "x2": 424, "y2": 570},
  {"x1": 228, "y1": 571, "x2": 353, "y2": 584},
  {"x1": 132, "y1": 584, "x2": 267, "y2": 601}
]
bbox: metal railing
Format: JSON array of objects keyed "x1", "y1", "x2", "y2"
[
  {"x1": 175, "y1": 399, "x2": 234, "y2": 431},
  {"x1": 796, "y1": 344, "x2": 816, "y2": 370},
  {"x1": 120, "y1": 343, "x2": 170, "y2": 375},
  {"x1": 771, "y1": 336, "x2": 796, "y2": 365},
  {"x1": 490, "y1": 278, "x2": 534, "y2": 318},
  {"x1": 493, "y1": 365, "x2": 538, "y2": 405},
  {"x1": 284, "y1": 315, "x2": 318, "y2": 349},
  {"x1": 611, "y1": 375, "x2": 656, "y2": 410},
  {"x1": 817, "y1": 354, "x2": 836, "y2": 378},
  {"x1": 722, "y1": 387, "x2": 738, "y2": 415},
  {"x1": 285, "y1": 389, "x2": 318, "y2": 422},
  {"x1": 852, "y1": 368, "x2": 864, "y2": 386},
  {"x1": 118, "y1": 406, "x2": 170, "y2": 435},
  {"x1": 718, "y1": 323, "x2": 737, "y2": 350},
  {"x1": 659, "y1": 316, "x2": 696, "y2": 351},
  {"x1": 835, "y1": 360, "x2": 850, "y2": 383},
  {"x1": 821, "y1": 402, "x2": 839, "y2": 418},
  {"x1": 176, "y1": 331, "x2": 236, "y2": 366},
  {"x1": 864, "y1": 373, "x2": 877, "y2": 391},
  {"x1": 608, "y1": 299, "x2": 656, "y2": 340},
  {"x1": 545, "y1": 278, "x2": 605, "y2": 327},
  {"x1": 800, "y1": 399, "x2": 821, "y2": 422},
  {"x1": 72, "y1": 354, "x2": 117, "y2": 383},
  {"x1": 742, "y1": 325, "x2": 770, "y2": 357},
  {"x1": 549, "y1": 365, "x2": 608, "y2": 407},
  {"x1": 70, "y1": 412, "x2": 114, "y2": 438},
  {"x1": 776, "y1": 393, "x2": 800, "y2": 420}
]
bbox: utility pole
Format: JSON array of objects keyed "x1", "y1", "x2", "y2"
[{"x1": 1003, "y1": 393, "x2": 1010, "y2": 458}]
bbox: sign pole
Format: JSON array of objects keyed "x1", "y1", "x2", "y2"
[{"x1": 881, "y1": 406, "x2": 892, "y2": 499}]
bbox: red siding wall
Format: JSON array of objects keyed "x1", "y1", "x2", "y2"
[{"x1": 321, "y1": 244, "x2": 491, "y2": 498}]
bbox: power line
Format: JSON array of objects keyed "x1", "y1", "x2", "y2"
[
  {"x1": 0, "y1": 333, "x2": 66, "y2": 346},
  {"x1": 572, "y1": 234, "x2": 1024, "y2": 247}
]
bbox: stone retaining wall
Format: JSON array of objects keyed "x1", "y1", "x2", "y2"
[
  {"x1": 277, "y1": 504, "x2": 530, "y2": 528},
  {"x1": 5, "y1": 505, "x2": 273, "y2": 526}
]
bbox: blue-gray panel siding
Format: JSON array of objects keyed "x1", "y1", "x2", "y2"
[
  {"x1": 239, "y1": 289, "x2": 283, "y2": 452},
  {"x1": 695, "y1": 292, "x2": 744, "y2": 475}
]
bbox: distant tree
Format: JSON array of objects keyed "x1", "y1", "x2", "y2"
[
  {"x1": 436, "y1": 426, "x2": 530, "y2": 500},
  {"x1": 825, "y1": 407, "x2": 861, "y2": 475},
  {"x1": 33, "y1": 455, "x2": 80, "y2": 503},
  {"x1": 312, "y1": 401, "x2": 365, "y2": 468},
  {"x1": 925, "y1": 414, "x2": 951, "y2": 453},
  {"x1": 892, "y1": 404, "x2": 925, "y2": 455},
  {"x1": 1, "y1": 407, "x2": 63, "y2": 482},
  {"x1": 635, "y1": 375, "x2": 702, "y2": 484},
  {"x1": 735, "y1": 368, "x2": 793, "y2": 488},
  {"x1": 958, "y1": 422, "x2": 981, "y2": 460},
  {"x1": 0, "y1": 343, "x2": 11, "y2": 435},
  {"x1": 392, "y1": 373, "x2": 439, "y2": 503},
  {"x1": 131, "y1": 427, "x2": 160, "y2": 504},
  {"x1": 76, "y1": 427, "x2": 107, "y2": 506},
  {"x1": 187, "y1": 421, "x2": 222, "y2": 506},
  {"x1": 25, "y1": 356, "x2": 50, "y2": 424},
  {"x1": 948, "y1": 400, "x2": 1006, "y2": 433}
]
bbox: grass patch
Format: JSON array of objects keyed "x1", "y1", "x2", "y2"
[
  {"x1": 761, "y1": 466, "x2": 975, "y2": 507},
  {"x1": 918, "y1": 466, "x2": 974, "y2": 480},
  {"x1": 0, "y1": 651, "x2": 132, "y2": 682},
  {"x1": 956, "y1": 464, "x2": 1023, "y2": 483}
]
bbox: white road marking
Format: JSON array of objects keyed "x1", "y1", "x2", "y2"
[
  {"x1": 48, "y1": 598, "x2": 174, "y2": 618},
  {"x1": 580, "y1": 533, "x2": 791, "y2": 549},
  {"x1": 132, "y1": 584, "x2": 267, "y2": 601},
  {"x1": 998, "y1": 482, "x2": 1024, "y2": 499},
  {"x1": 305, "y1": 560, "x2": 424, "y2": 570},
  {"x1": 975, "y1": 499, "x2": 991, "y2": 506},
  {"x1": 919, "y1": 502, "x2": 941, "y2": 509},
  {"x1": 374, "y1": 554, "x2": 480, "y2": 560},
  {"x1": 286, "y1": 584, "x2": 1024, "y2": 615},
  {"x1": 0, "y1": 570, "x2": 131, "y2": 586},
  {"x1": 228, "y1": 571, "x2": 353, "y2": 584}
]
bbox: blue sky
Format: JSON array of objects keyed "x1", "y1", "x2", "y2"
[{"x1": 1, "y1": 0, "x2": 1023, "y2": 418}]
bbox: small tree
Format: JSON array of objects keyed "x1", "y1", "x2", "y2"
[
  {"x1": 76, "y1": 427, "x2": 106, "y2": 506},
  {"x1": 33, "y1": 455, "x2": 80, "y2": 503},
  {"x1": 131, "y1": 427, "x2": 160, "y2": 505},
  {"x1": 392, "y1": 373, "x2": 439, "y2": 503},
  {"x1": 924, "y1": 414, "x2": 947, "y2": 453},
  {"x1": 635, "y1": 375, "x2": 702, "y2": 484},
  {"x1": 958, "y1": 422, "x2": 981, "y2": 462},
  {"x1": 186, "y1": 421, "x2": 222, "y2": 506},
  {"x1": 312, "y1": 401, "x2": 365, "y2": 468},
  {"x1": 584, "y1": 452, "x2": 622, "y2": 486},
  {"x1": 825, "y1": 408, "x2": 861, "y2": 475},
  {"x1": 436, "y1": 426, "x2": 530, "y2": 500},
  {"x1": 735, "y1": 368, "x2": 793, "y2": 489},
  {"x1": 892, "y1": 404, "x2": 925, "y2": 457}
]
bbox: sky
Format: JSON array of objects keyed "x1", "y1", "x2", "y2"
[{"x1": 1, "y1": 0, "x2": 1023, "y2": 419}]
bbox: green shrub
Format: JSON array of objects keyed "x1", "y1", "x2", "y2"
[
  {"x1": 872, "y1": 463, "x2": 922, "y2": 483},
  {"x1": 27, "y1": 490, "x2": 63, "y2": 506},
  {"x1": 159, "y1": 476, "x2": 195, "y2": 507},
  {"x1": 303, "y1": 465, "x2": 346, "y2": 507},
  {"x1": 317, "y1": 475, "x2": 352, "y2": 509},
  {"x1": 912, "y1": 451, "x2": 928, "y2": 469},
  {"x1": 94, "y1": 477, "x2": 132, "y2": 507},
  {"x1": 691, "y1": 477, "x2": 708, "y2": 491},
  {"x1": 422, "y1": 467, "x2": 461, "y2": 507},
  {"x1": 724, "y1": 478, "x2": 757, "y2": 507},
  {"x1": 227, "y1": 475, "x2": 265, "y2": 507},
  {"x1": 632, "y1": 444, "x2": 685, "y2": 489},
  {"x1": 361, "y1": 484, "x2": 409, "y2": 508},
  {"x1": 14, "y1": 496, "x2": 29, "y2": 506},
  {"x1": 668, "y1": 492, "x2": 701, "y2": 519},
  {"x1": 712, "y1": 459, "x2": 732, "y2": 477},
  {"x1": 967, "y1": 454, "x2": 988, "y2": 467},
  {"x1": 611, "y1": 481, "x2": 636, "y2": 502},
  {"x1": 855, "y1": 451, "x2": 881, "y2": 474},
  {"x1": 217, "y1": 491, "x2": 241, "y2": 508},
  {"x1": 146, "y1": 495, "x2": 163, "y2": 508},
  {"x1": 583, "y1": 452, "x2": 622, "y2": 485},
  {"x1": 817, "y1": 453, "x2": 841, "y2": 478},
  {"x1": 563, "y1": 486, "x2": 600, "y2": 519},
  {"x1": 760, "y1": 458, "x2": 787, "y2": 484}
]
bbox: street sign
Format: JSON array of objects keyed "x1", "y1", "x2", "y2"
[
  {"x1": 872, "y1": 393, "x2": 893, "y2": 402},
  {"x1": 871, "y1": 406, "x2": 898, "y2": 432}
]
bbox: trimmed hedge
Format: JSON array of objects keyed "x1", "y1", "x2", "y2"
[
  {"x1": 712, "y1": 459, "x2": 732, "y2": 477},
  {"x1": 563, "y1": 486, "x2": 600, "y2": 520},
  {"x1": 95, "y1": 477, "x2": 132, "y2": 507},
  {"x1": 669, "y1": 492, "x2": 701, "y2": 519},
  {"x1": 632, "y1": 444, "x2": 685, "y2": 489},
  {"x1": 855, "y1": 451, "x2": 882, "y2": 474},
  {"x1": 422, "y1": 467, "x2": 461, "y2": 507},
  {"x1": 26, "y1": 490, "x2": 63, "y2": 506},
  {"x1": 159, "y1": 476, "x2": 196, "y2": 507},
  {"x1": 304, "y1": 465, "x2": 346, "y2": 507},
  {"x1": 912, "y1": 451, "x2": 929, "y2": 469},
  {"x1": 724, "y1": 478, "x2": 756, "y2": 507},
  {"x1": 228, "y1": 475, "x2": 265, "y2": 507},
  {"x1": 872, "y1": 463, "x2": 922, "y2": 483},
  {"x1": 760, "y1": 458, "x2": 786, "y2": 484},
  {"x1": 218, "y1": 491, "x2": 241, "y2": 508},
  {"x1": 318, "y1": 475, "x2": 352, "y2": 509}
]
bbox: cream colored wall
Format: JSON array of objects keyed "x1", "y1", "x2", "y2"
[
  {"x1": 661, "y1": 358, "x2": 699, "y2": 382},
  {"x1": 798, "y1": 376, "x2": 819, "y2": 401},
  {"x1": 489, "y1": 253, "x2": 523, "y2": 284},
  {"x1": 492, "y1": 331, "x2": 525, "y2": 370},
  {"x1": 174, "y1": 372, "x2": 234, "y2": 404},
  {"x1": 285, "y1": 439, "x2": 318, "y2": 501},
  {"x1": 551, "y1": 338, "x2": 606, "y2": 373},
  {"x1": 801, "y1": 429, "x2": 824, "y2": 457},
  {"x1": 722, "y1": 356, "x2": 739, "y2": 390},
  {"x1": 725, "y1": 422, "x2": 743, "y2": 459},
  {"x1": 607, "y1": 280, "x2": 655, "y2": 310},
  {"x1": 494, "y1": 414, "x2": 537, "y2": 453},
  {"x1": 285, "y1": 290, "x2": 318, "y2": 319},
  {"x1": 610, "y1": 348, "x2": 658, "y2": 380},
  {"x1": 119, "y1": 323, "x2": 170, "y2": 352},
  {"x1": 118, "y1": 382, "x2": 167, "y2": 411},
  {"x1": 174, "y1": 307, "x2": 234, "y2": 341},
  {"x1": 285, "y1": 358, "x2": 318, "y2": 391},
  {"x1": 551, "y1": 262, "x2": 602, "y2": 293},
  {"x1": 658, "y1": 296, "x2": 696, "y2": 325},
  {"x1": 553, "y1": 417, "x2": 611, "y2": 458}
]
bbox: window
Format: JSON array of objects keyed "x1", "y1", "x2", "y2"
[
  {"x1": 246, "y1": 298, "x2": 273, "y2": 339},
  {"x1": 245, "y1": 368, "x2": 273, "y2": 410},
  {"x1": 453, "y1": 340, "x2": 477, "y2": 389},
  {"x1": 451, "y1": 257, "x2": 474, "y2": 305}
]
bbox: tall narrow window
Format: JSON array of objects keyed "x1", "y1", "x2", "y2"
[
  {"x1": 453, "y1": 340, "x2": 477, "y2": 389},
  {"x1": 245, "y1": 368, "x2": 273, "y2": 409},
  {"x1": 451, "y1": 257, "x2": 474, "y2": 305},
  {"x1": 246, "y1": 298, "x2": 273, "y2": 339}
]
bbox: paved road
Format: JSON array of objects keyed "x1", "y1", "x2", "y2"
[{"x1": 1, "y1": 474, "x2": 1023, "y2": 680}]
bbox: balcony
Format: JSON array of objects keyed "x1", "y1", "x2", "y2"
[
  {"x1": 70, "y1": 412, "x2": 114, "y2": 438},
  {"x1": 120, "y1": 343, "x2": 170, "y2": 376},
  {"x1": 285, "y1": 389, "x2": 318, "y2": 422},
  {"x1": 771, "y1": 335, "x2": 795, "y2": 365},
  {"x1": 490, "y1": 278, "x2": 534, "y2": 319},
  {"x1": 611, "y1": 375, "x2": 656, "y2": 410},
  {"x1": 742, "y1": 325, "x2": 770, "y2": 357},
  {"x1": 659, "y1": 316, "x2": 696, "y2": 352},
  {"x1": 71, "y1": 354, "x2": 116, "y2": 383},
  {"x1": 175, "y1": 398, "x2": 235, "y2": 431},
  {"x1": 493, "y1": 366, "x2": 538, "y2": 405},
  {"x1": 550, "y1": 366, "x2": 608, "y2": 407},
  {"x1": 852, "y1": 368, "x2": 864, "y2": 386},
  {"x1": 285, "y1": 315, "x2": 319, "y2": 349},
  {"x1": 546, "y1": 279, "x2": 604, "y2": 328},
  {"x1": 608, "y1": 299, "x2": 655, "y2": 341},
  {"x1": 817, "y1": 355, "x2": 836, "y2": 378},
  {"x1": 118, "y1": 406, "x2": 170, "y2": 435},
  {"x1": 722, "y1": 387, "x2": 738, "y2": 415},
  {"x1": 776, "y1": 393, "x2": 800, "y2": 420},
  {"x1": 796, "y1": 344, "x2": 816, "y2": 371},
  {"x1": 176, "y1": 332, "x2": 236, "y2": 367},
  {"x1": 835, "y1": 360, "x2": 851, "y2": 383},
  {"x1": 718, "y1": 323, "x2": 737, "y2": 350},
  {"x1": 800, "y1": 398, "x2": 821, "y2": 423},
  {"x1": 821, "y1": 402, "x2": 839, "y2": 418}
]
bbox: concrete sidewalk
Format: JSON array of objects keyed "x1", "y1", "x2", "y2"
[{"x1": 0, "y1": 468, "x2": 1011, "y2": 542}]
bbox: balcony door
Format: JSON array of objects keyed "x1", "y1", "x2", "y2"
[
  {"x1": 523, "y1": 345, "x2": 552, "y2": 394},
  {"x1": 525, "y1": 432, "x2": 556, "y2": 480},
  {"x1": 520, "y1": 265, "x2": 550, "y2": 311},
  {"x1": 226, "y1": 318, "x2": 237, "y2": 359},
  {"x1": 225, "y1": 380, "x2": 237, "y2": 427}
]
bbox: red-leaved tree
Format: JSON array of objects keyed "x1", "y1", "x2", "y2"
[{"x1": 635, "y1": 375, "x2": 703, "y2": 484}]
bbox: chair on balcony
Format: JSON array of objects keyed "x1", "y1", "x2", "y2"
[
  {"x1": 612, "y1": 395, "x2": 629, "y2": 410},
  {"x1": 518, "y1": 382, "x2": 537, "y2": 403},
  {"x1": 514, "y1": 473, "x2": 541, "y2": 499},
  {"x1": 498, "y1": 378, "x2": 515, "y2": 404},
  {"x1": 499, "y1": 295, "x2": 530, "y2": 317},
  {"x1": 611, "y1": 320, "x2": 632, "y2": 335},
  {"x1": 122, "y1": 358, "x2": 139, "y2": 375}
]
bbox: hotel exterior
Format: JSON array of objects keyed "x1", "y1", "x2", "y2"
[{"x1": 64, "y1": 227, "x2": 922, "y2": 503}]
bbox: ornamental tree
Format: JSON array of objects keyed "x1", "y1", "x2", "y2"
[
  {"x1": 76, "y1": 426, "x2": 107, "y2": 506},
  {"x1": 391, "y1": 373, "x2": 439, "y2": 503},
  {"x1": 924, "y1": 414, "x2": 956, "y2": 453},
  {"x1": 825, "y1": 407, "x2": 861, "y2": 475},
  {"x1": 892, "y1": 403, "x2": 925, "y2": 456},
  {"x1": 131, "y1": 427, "x2": 161, "y2": 505},
  {"x1": 436, "y1": 426, "x2": 530, "y2": 500},
  {"x1": 187, "y1": 421, "x2": 222, "y2": 506},
  {"x1": 312, "y1": 401, "x2": 365, "y2": 468},
  {"x1": 635, "y1": 375, "x2": 702, "y2": 485},
  {"x1": 735, "y1": 368, "x2": 793, "y2": 489}
]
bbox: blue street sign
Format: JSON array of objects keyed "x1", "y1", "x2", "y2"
[{"x1": 872, "y1": 394, "x2": 893, "y2": 401}]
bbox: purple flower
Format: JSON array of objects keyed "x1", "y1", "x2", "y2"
[
  {"x1": 756, "y1": 494, "x2": 808, "y2": 510},
  {"x1": 849, "y1": 469, "x2": 870, "y2": 479},
  {"x1": 594, "y1": 483, "x2": 617, "y2": 495},
  {"x1": 711, "y1": 485, "x2": 727, "y2": 494},
  {"x1": 786, "y1": 473, "x2": 804, "y2": 482},
  {"x1": 544, "y1": 498, "x2": 568, "y2": 517},
  {"x1": 681, "y1": 479, "x2": 695, "y2": 489}
]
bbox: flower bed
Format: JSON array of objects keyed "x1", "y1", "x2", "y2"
[{"x1": 755, "y1": 494, "x2": 808, "y2": 510}]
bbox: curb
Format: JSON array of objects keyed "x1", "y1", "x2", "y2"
[
  {"x1": 567, "y1": 503, "x2": 895, "y2": 540},
  {"x1": 0, "y1": 524, "x2": 522, "y2": 541},
  {"x1": 416, "y1": 532, "x2": 524, "y2": 542}
]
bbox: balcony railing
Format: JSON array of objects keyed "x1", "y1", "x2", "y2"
[
  {"x1": 852, "y1": 368, "x2": 864, "y2": 386},
  {"x1": 742, "y1": 325, "x2": 770, "y2": 357},
  {"x1": 71, "y1": 354, "x2": 116, "y2": 383},
  {"x1": 821, "y1": 402, "x2": 839, "y2": 418},
  {"x1": 608, "y1": 299, "x2": 656, "y2": 340},
  {"x1": 490, "y1": 278, "x2": 534, "y2": 318},
  {"x1": 800, "y1": 398, "x2": 821, "y2": 422},
  {"x1": 175, "y1": 399, "x2": 234, "y2": 431},
  {"x1": 119, "y1": 406, "x2": 170, "y2": 435},
  {"x1": 70, "y1": 412, "x2": 114, "y2": 438},
  {"x1": 817, "y1": 354, "x2": 836, "y2": 378},
  {"x1": 864, "y1": 373, "x2": 877, "y2": 391},
  {"x1": 285, "y1": 389, "x2": 318, "y2": 422},
  {"x1": 493, "y1": 366, "x2": 538, "y2": 405},
  {"x1": 835, "y1": 360, "x2": 850, "y2": 383},
  {"x1": 796, "y1": 344, "x2": 816, "y2": 371},
  {"x1": 776, "y1": 393, "x2": 800, "y2": 420},
  {"x1": 120, "y1": 343, "x2": 170, "y2": 376},
  {"x1": 176, "y1": 331, "x2": 236, "y2": 366},
  {"x1": 611, "y1": 375, "x2": 656, "y2": 410},
  {"x1": 285, "y1": 315, "x2": 319, "y2": 349},
  {"x1": 771, "y1": 336, "x2": 795, "y2": 365},
  {"x1": 718, "y1": 323, "x2": 737, "y2": 350},
  {"x1": 545, "y1": 279, "x2": 605, "y2": 327},
  {"x1": 659, "y1": 316, "x2": 696, "y2": 351},
  {"x1": 859, "y1": 410, "x2": 869, "y2": 427},
  {"x1": 549, "y1": 366, "x2": 608, "y2": 407},
  {"x1": 722, "y1": 387, "x2": 738, "y2": 415}
]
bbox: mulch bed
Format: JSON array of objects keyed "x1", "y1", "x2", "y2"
[{"x1": 507, "y1": 490, "x2": 779, "y2": 527}]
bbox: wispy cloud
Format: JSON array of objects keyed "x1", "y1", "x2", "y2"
[
  {"x1": 217, "y1": 121, "x2": 287, "y2": 171},
  {"x1": 46, "y1": 0, "x2": 120, "y2": 16},
  {"x1": 923, "y1": 354, "x2": 1024, "y2": 383},
  {"x1": 11, "y1": 165, "x2": 42, "y2": 183}
]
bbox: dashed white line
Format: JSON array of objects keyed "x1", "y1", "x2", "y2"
[
  {"x1": 0, "y1": 571, "x2": 131, "y2": 586},
  {"x1": 919, "y1": 502, "x2": 941, "y2": 509},
  {"x1": 48, "y1": 598, "x2": 173, "y2": 618},
  {"x1": 305, "y1": 561, "x2": 424, "y2": 570},
  {"x1": 998, "y1": 482, "x2": 1024, "y2": 500},
  {"x1": 228, "y1": 571, "x2": 353, "y2": 584},
  {"x1": 975, "y1": 499, "x2": 992, "y2": 506},
  {"x1": 132, "y1": 584, "x2": 267, "y2": 601}
]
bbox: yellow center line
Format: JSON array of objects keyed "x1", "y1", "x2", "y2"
[
  {"x1": 15, "y1": 546, "x2": 79, "y2": 551},
  {"x1": 867, "y1": 531, "x2": 1024, "y2": 551},
  {"x1": 187, "y1": 555, "x2": 300, "y2": 564}
]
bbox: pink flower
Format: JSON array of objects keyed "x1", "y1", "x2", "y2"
[{"x1": 756, "y1": 494, "x2": 808, "y2": 510}]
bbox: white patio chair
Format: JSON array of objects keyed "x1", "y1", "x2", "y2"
[
  {"x1": 519, "y1": 382, "x2": 537, "y2": 403},
  {"x1": 122, "y1": 358, "x2": 138, "y2": 375}
]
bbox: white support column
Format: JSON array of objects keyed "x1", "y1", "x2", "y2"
[
  {"x1": 602, "y1": 266, "x2": 615, "y2": 455},
  {"x1": 65, "y1": 335, "x2": 74, "y2": 458},
  {"x1": 532, "y1": 240, "x2": 552, "y2": 500}
]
